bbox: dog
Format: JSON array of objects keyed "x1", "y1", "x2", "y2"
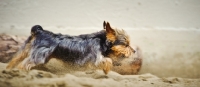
[{"x1": 6, "y1": 21, "x2": 134, "y2": 74}]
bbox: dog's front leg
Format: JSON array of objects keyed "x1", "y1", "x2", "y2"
[
  {"x1": 97, "y1": 57, "x2": 113, "y2": 75},
  {"x1": 102, "y1": 58, "x2": 113, "y2": 74}
]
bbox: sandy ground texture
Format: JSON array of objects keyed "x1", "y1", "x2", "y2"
[{"x1": 0, "y1": 61, "x2": 200, "y2": 87}]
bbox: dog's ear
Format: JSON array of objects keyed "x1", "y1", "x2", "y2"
[
  {"x1": 104, "y1": 22, "x2": 115, "y2": 34},
  {"x1": 103, "y1": 21, "x2": 106, "y2": 29},
  {"x1": 104, "y1": 21, "x2": 116, "y2": 43}
]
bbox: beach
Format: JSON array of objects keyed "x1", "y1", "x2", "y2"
[{"x1": 0, "y1": 0, "x2": 200, "y2": 86}]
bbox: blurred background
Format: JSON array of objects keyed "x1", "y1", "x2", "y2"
[{"x1": 0, "y1": 0, "x2": 200, "y2": 78}]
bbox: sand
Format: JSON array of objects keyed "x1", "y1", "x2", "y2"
[{"x1": 0, "y1": 61, "x2": 200, "y2": 87}]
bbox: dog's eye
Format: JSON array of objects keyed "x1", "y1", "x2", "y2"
[
  {"x1": 125, "y1": 44, "x2": 129, "y2": 47},
  {"x1": 121, "y1": 54, "x2": 125, "y2": 58}
]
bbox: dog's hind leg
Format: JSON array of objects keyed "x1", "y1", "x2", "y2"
[
  {"x1": 6, "y1": 25, "x2": 41, "y2": 69},
  {"x1": 17, "y1": 57, "x2": 35, "y2": 70},
  {"x1": 17, "y1": 45, "x2": 57, "y2": 70},
  {"x1": 6, "y1": 42, "x2": 31, "y2": 69}
]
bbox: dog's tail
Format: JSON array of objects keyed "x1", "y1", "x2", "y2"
[{"x1": 31, "y1": 25, "x2": 43, "y2": 36}]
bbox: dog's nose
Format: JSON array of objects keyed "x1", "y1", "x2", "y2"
[{"x1": 133, "y1": 49, "x2": 136, "y2": 53}]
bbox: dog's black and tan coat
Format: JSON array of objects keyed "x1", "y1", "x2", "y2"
[{"x1": 6, "y1": 21, "x2": 134, "y2": 74}]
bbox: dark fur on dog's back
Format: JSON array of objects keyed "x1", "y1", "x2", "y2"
[
  {"x1": 54, "y1": 37, "x2": 102, "y2": 65},
  {"x1": 31, "y1": 27, "x2": 110, "y2": 66}
]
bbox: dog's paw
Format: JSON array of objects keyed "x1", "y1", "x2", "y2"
[
  {"x1": 102, "y1": 58, "x2": 112, "y2": 74},
  {"x1": 16, "y1": 63, "x2": 26, "y2": 70},
  {"x1": 17, "y1": 63, "x2": 36, "y2": 71},
  {"x1": 26, "y1": 63, "x2": 36, "y2": 70}
]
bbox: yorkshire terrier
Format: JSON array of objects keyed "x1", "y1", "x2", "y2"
[{"x1": 6, "y1": 21, "x2": 134, "y2": 74}]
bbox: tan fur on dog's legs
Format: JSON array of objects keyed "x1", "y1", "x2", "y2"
[
  {"x1": 98, "y1": 58, "x2": 113, "y2": 74},
  {"x1": 17, "y1": 57, "x2": 36, "y2": 71},
  {"x1": 6, "y1": 43, "x2": 31, "y2": 69}
]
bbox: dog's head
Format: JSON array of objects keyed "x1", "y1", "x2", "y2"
[{"x1": 103, "y1": 21, "x2": 135, "y2": 61}]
